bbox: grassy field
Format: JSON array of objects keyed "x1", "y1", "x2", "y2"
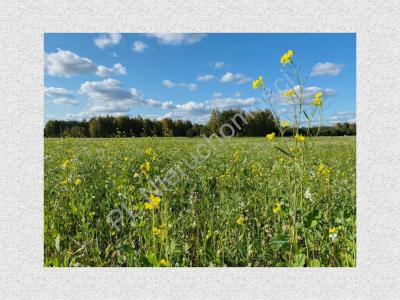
[{"x1": 44, "y1": 136, "x2": 356, "y2": 267}]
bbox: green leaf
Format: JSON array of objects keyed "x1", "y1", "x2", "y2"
[
  {"x1": 271, "y1": 234, "x2": 289, "y2": 247},
  {"x1": 308, "y1": 258, "x2": 321, "y2": 267},
  {"x1": 310, "y1": 220, "x2": 318, "y2": 228},
  {"x1": 293, "y1": 254, "x2": 306, "y2": 267},
  {"x1": 303, "y1": 110, "x2": 310, "y2": 120},
  {"x1": 274, "y1": 146, "x2": 293, "y2": 158}
]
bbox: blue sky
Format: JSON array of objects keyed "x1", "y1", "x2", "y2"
[{"x1": 44, "y1": 33, "x2": 356, "y2": 124}]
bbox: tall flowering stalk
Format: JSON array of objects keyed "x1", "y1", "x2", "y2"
[{"x1": 253, "y1": 50, "x2": 327, "y2": 266}]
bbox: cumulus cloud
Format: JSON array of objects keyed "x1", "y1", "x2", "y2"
[
  {"x1": 197, "y1": 74, "x2": 215, "y2": 81},
  {"x1": 162, "y1": 79, "x2": 175, "y2": 88},
  {"x1": 94, "y1": 33, "x2": 122, "y2": 48},
  {"x1": 162, "y1": 79, "x2": 197, "y2": 91},
  {"x1": 132, "y1": 41, "x2": 148, "y2": 53},
  {"x1": 145, "y1": 33, "x2": 207, "y2": 45},
  {"x1": 213, "y1": 92, "x2": 223, "y2": 98},
  {"x1": 45, "y1": 49, "x2": 127, "y2": 78},
  {"x1": 52, "y1": 97, "x2": 79, "y2": 106},
  {"x1": 45, "y1": 49, "x2": 97, "y2": 77},
  {"x1": 77, "y1": 79, "x2": 145, "y2": 118},
  {"x1": 211, "y1": 61, "x2": 226, "y2": 69},
  {"x1": 310, "y1": 62, "x2": 344, "y2": 76},
  {"x1": 325, "y1": 111, "x2": 356, "y2": 124},
  {"x1": 96, "y1": 63, "x2": 127, "y2": 77},
  {"x1": 45, "y1": 87, "x2": 73, "y2": 97},
  {"x1": 220, "y1": 72, "x2": 251, "y2": 84}
]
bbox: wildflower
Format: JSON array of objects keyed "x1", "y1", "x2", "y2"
[
  {"x1": 266, "y1": 132, "x2": 276, "y2": 140},
  {"x1": 318, "y1": 163, "x2": 330, "y2": 176},
  {"x1": 283, "y1": 89, "x2": 295, "y2": 97},
  {"x1": 144, "y1": 194, "x2": 161, "y2": 210},
  {"x1": 252, "y1": 76, "x2": 263, "y2": 89},
  {"x1": 294, "y1": 133, "x2": 305, "y2": 141},
  {"x1": 152, "y1": 227, "x2": 161, "y2": 235},
  {"x1": 236, "y1": 215, "x2": 244, "y2": 225},
  {"x1": 133, "y1": 172, "x2": 139, "y2": 178},
  {"x1": 140, "y1": 161, "x2": 151, "y2": 172},
  {"x1": 124, "y1": 156, "x2": 129, "y2": 161},
  {"x1": 329, "y1": 227, "x2": 338, "y2": 241},
  {"x1": 280, "y1": 50, "x2": 294, "y2": 65},
  {"x1": 145, "y1": 147, "x2": 153, "y2": 156},
  {"x1": 60, "y1": 179, "x2": 68, "y2": 185},
  {"x1": 279, "y1": 158, "x2": 284, "y2": 163},
  {"x1": 159, "y1": 259, "x2": 170, "y2": 267},
  {"x1": 74, "y1": 178, "x2": 81, "y2": 186},
  {"x1": 281, "y1": 120, "x2": 289, "y2": 128},
  {"x1": 61, "y1": 159, "x2": 70, "y2": 169},
  {"x1": 304, "y1": 188, "x2": 312, "y2": 201},
  {"x1": 311, "y1": 92, "x2": 323, "y2": 106},
  {"x1": 159, "y1": 223, "x2": 167, "y2": 230},
  {"x1": 272, "y1": 202, "x2": 281, "y2": 214}
]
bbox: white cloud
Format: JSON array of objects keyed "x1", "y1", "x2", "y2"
[
  {"x1": 77, "y1": 79, "x2": 145, "y2": 118},
  {"x1": 45, "y1": 87, "x2": 73, "y2": 97},
  {"x1": 132, "y1": 41, "x2": 148, "y2": 53},
  {"x1": 234, "y1": 92, "x2": 241, "y2": 97},
  {"x1": 211, "y1": 61, "x2": 226, "y2": 69},
  {"x1": 162, "y1": 79, "x2": 176, "y2": 88},
  {"x1": 146, "y1": 99, "x2": 176, "y2": 110},
  {"x1": 213, "y1": 92, "x2": 223, "y2": 98},
  {"x1": 145, "y1": 33, "x2": 207, "y2": 45},
  {"x1": 197, "y1": 74, "x2": 214, "y2": 81},
  {"x1": 162, "y1": 79, "x2": 197, "y2": 91},
  {"x1": 52, "y1": 97, "x2": 79, "y2": 105},
  {"x1": 206, "y1": 97, "x2": 258, "y2": 110},
  {"x1": 96, "y1": 63, "x2": 127, "y2": 77},
  {"x1": 325, "y1": 112, "x2": 356, "y2": 124},
  {"x1": 45, "y1": 49, "x2": 97, "y2": 77},
  {"x1": 94, "y1": 33, "x2": 122, "y2": 49},
  {"x1": 310, "y1": 62, "x2": 344, "y2": 76},
  {"x1": 220, "y1": 72, "x2": 251, "y2": 84}
]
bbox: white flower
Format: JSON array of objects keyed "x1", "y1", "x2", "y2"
[
  {"x1": 304, "y1": 188, "x2": 312, "y2": 201},
  {"x1": 329, "y1": 233, "x2": 338, "y2": 241}
]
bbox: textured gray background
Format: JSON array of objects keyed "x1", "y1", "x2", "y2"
[{"x1": 1, "y1": 0, "x2": 400, "y2": 298}]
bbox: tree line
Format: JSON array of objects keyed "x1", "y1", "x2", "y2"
[{"x1": 44, "y1": 109, "x2": 356, "y2": 138}]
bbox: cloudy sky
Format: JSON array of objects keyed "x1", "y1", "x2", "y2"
[{"x1": 44, "y1": 33, "x2": 356, "y2": 124}]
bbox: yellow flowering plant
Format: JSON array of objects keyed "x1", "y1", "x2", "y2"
[{"x1": 252, "y1": 50, "x2": 334, "y2": 266}]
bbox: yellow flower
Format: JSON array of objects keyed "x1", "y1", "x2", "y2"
[
  {"x1": 280, "y1": 50, "x2": 294, "y2": 65},
  {"x1": 294, "y1": 133, "x2": 305, "y2": 141},
  {"x1": 144, "y1": 194, "x2": 161, "y2": 210},
  {"x1": 283, "y1": 89, "x2": 295, "y2": 97},
  {"x1": 145, "y1": 147, "x2": 153, "y2": 156},
  {"x1": 279, "y1": 158, "x2": 284, "y2": 163},
  {"x1": 329, "y1": 227, "x2": 338, "y2": 241},
  {"x1": 124, "y1": 156, "x2": 129, "y2": 161},
  {"x1": 159, "y1": 259, "x2": 170, "y2": 267},
  {"x1": 329, "y1": 227, "x2": 338, "y2": 234},
  {"x1": 252, "y1": 76, "x2": 263, "y2": 89},
  {"x1": 266, "y1": 132, "x2": 276, "y2": 140},
  {"x1": 281, "y1": 121, "x2": 289, "y2": 128},
  {"x1": 311, "y1": 92, "x2": 323, "y2": 106},
  {"x1": 60, "y1": 179, "x2": 68, "y2": 185},
  {"x1": 61, "y1": 159, "x2": 70, "y2": 169},
  {"x1": 152, "y1": 227, "x2": 161, "y2": 235},
  {"x1": 74, "y1": 178, "x2": 81, "y2": 186},
  {"x1": 140, "y1": 161, "x2": 151, "y2": 172},
  {"x1": 318, "y1": 163, "x2": 330, "y2": 176},
  {"x1": 272, "y1": 202, "x2": 281, "y2": 214},
  {"x1": 236, "y1": 215, "x2": 244, "y2": 225}
]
